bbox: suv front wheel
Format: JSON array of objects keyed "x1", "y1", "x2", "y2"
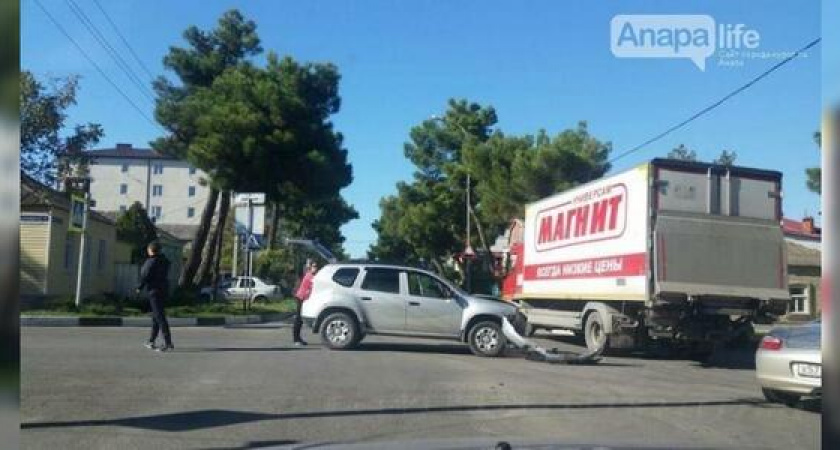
[
  {"x1": 320, "y1": 312, "x2": 360, "y2": 350},
  {"x1": 468, "y1": 321, "x2": 506, "y2": 357}
]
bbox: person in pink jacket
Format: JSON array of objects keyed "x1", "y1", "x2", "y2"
[{"x1": 292, "y1": 260, "x2": 318, "y2": 346}]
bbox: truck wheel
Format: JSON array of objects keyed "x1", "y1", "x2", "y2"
[
  {"x1": 584, "y1": 311, "x2": 610, "y2": 354},
  {"x1": 468, "y1": 321, "x2": 506, "y2": 357},
  {"x1": 320, "y1": 312, "x2": 360, "y2": 350}
]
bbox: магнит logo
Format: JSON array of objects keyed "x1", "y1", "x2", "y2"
[{"x1": 610, "y1": 15, "x2": 760, "y2": 71}]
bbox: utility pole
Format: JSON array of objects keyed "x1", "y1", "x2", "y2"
[
  {"x1": 74, "y1": 191, "x2": 90, "y2": 307},
  {"x1": 465, "y1": 172, "x2": 472, "y2": 292}
]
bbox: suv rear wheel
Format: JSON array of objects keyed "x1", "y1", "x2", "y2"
[
  {"x1": 320, "y1": 312, "x2": 360, "y2": 350},
  {"x1": 468, "y1": 321, "x2": 506, "y2": 357}
]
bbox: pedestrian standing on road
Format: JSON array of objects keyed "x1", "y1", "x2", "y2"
[
  {"x1": 136, "y1": 242, "x2": 174, "y2": 352},
  {"x1": 292, "y1": 260, "x2": 318, "y2": 346}
]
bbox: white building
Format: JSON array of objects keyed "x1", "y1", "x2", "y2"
[{"x1": 84, "y1": 143, "x2": 211, "y2": 240}]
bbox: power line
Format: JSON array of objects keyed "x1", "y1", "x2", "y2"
[
  {"x1": 90, "y1": 0, "x2": 157, "y2": 83},
  {"x1": 609, "y1": 37, "x2": 821, "y2": 164},
  {"x1": 33, "y1": 0, "x2": 162, "y2": 131},
  {"x1": 64, "y1": 0, "x2": 155, "y2": 103}
]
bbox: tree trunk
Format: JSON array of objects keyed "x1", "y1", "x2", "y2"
[
  {"x1": 211, "y1": 192, "x2": 231, "y2": 301},
  {"x1": 268, "y1": 201, "x2": 281, "y2": 250},
  {"x1": 179, "y1": 187, "x2": 219, "y2": 289},
  {"x1": 195, "y1": 192, "x2": 229, "y2": 287}
]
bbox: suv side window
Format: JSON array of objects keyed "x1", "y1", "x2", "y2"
[
  {"x1": 360, "y1": 268, "x2": 400, "y2": 294},
  {"x1": 407, "y1": 272, "x2": 448, "y2": 299},
  {"x1": 332, "y1": 268, "x2": 360, "y2": 287}
]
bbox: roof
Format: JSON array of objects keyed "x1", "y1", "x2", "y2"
[
  {"x1": 782, "y1": 218, "x2": 821, "y2": 241},
  {"x1": 83, "y1": 143, "x2": 177, "y2": 161},
  {"x1": 156, "y1": 224, "x2": 199, "y2": 242},
  {"x1": 98, "y1": 210, "x2": 185, "y2": 244},
  {"x1": 786, "y1": 241, "x2": 820, "y2": 267},
  {"x1": 20, "y1": 172, "x2": 114, "y2": 225},
  {"x1": 650, "y1": 158, "x2": 783, "y2": 181}
]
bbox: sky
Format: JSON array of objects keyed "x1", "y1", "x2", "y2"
[{"x1": 22, "y1": 0, "x2": 823, "y2": 258}]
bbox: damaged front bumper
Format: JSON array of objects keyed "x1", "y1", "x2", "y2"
[{"x1": 501, "y1": 317, "x2": 603, "y2": 364}]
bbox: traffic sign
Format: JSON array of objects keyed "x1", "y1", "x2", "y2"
[{"x1": 233, "y1": 192, "x2": 265, "y2": 205}]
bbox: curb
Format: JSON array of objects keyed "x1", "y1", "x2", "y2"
[{"x1": 21, "y1": 312, "x2": 294, "y2": 327}]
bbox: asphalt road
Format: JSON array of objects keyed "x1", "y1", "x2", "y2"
[{"x1": 21, "y1": 324, "x2": 820, "y2": 449}]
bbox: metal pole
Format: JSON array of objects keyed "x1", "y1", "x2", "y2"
[
  {"x1": 465, "y1": 172, "x2": 471, "y2": 292},
  {"x1": 247, "y1": 198, "x2": 253, "y2": 311},
  {"x1": 232, "y1": 233, "x2": 239, "y2": 277},
  {"x1": 74, "y1": 192, "x2": 90, "y2": 307}
]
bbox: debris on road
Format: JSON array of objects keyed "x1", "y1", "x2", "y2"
[{"x1": 502, "y1": 317, "x2": 602, "y2": 364}]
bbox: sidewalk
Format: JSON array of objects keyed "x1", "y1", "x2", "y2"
[{"x1": 21, "y1": 312, "x2": 294, "y2": 327}]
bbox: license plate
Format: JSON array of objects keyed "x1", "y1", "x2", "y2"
[{"x1": 793, "y1": 363, "x2": 821, "y2": 378}]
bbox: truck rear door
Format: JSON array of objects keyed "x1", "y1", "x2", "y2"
[{"x1": 652, "y1": 160, "x2": 788, "y2": 301}]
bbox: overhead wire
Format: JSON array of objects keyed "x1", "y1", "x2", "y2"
[{"x1": 608, "y1": 37, "x2": 821, "y2": 164}]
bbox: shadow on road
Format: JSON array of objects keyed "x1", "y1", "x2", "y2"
[
  {"x1": 21, "y1": 398, "x2": 772, "y2": 433},
  {"x1": 539, "y1": 332, "x2": 759, "y2": 370},
  {"x1": 351, "y1": 342, "x2": 472, "y2": 355},
  {"x1": 176, "y1": 347, "x2": 319, "y2": 353}
]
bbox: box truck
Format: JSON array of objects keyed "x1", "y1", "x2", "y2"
[{"x1": 501, "y1": 158, "x2": 790, "y2": 358}]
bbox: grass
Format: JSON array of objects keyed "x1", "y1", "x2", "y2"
[{"x1": 22, "y1": 297, "x2": 297, "y2": 318}]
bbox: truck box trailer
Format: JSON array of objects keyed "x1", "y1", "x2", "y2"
[{"x1": 501, "y1": 158, "x2": 790, "y2": 357}]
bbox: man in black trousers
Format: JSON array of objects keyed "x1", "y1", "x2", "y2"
[{"x1": 136, "y1": 241, "x2": 174, "y2": 352}]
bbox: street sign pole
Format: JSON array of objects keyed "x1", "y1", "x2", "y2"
[
  {"x1": 74, "y1": 192, "x2": 90, "y2": 307},
  {"x1": 232, "y1": 233, "x2": 238, "y2": 277},
  {"x1": 246, "y1": 198, "x2": 254, "y2": 311}
]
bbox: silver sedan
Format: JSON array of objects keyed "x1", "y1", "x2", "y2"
[{"x1": 755, "y1": 321, "x2": 821, "y2": 405}]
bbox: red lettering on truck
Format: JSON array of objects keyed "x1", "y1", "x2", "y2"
[{"x1": 534, "y1": 184, "x2": 627, "y2": 251}]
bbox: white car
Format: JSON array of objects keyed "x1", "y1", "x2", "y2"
[
  {"x1": 200, "y1": 276, "x2": 281, "y2": 303},
  {"x1": 756, "y1": 321, "x2": 821, "y2": 405}
]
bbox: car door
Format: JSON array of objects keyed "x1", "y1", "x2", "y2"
[
  {"x1": 227, "y1": 277, "x2": 246, "y2": 300},
  {"x1": 357, "y1": 267, "x2": 406, "y2": 332},
  {"x1": 404, "y1": 271, "x2": 463, "y2": 336}
]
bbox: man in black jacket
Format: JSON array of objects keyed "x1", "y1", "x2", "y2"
[{"x1": 136, "y1": 242, "x2": 174, "y2": 352}]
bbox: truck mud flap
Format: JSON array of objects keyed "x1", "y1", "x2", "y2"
[{"x1": 501, "y1": 317, "x2": 603, "y2": 364}]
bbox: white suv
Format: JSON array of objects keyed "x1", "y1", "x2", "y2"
[{"x1": 301, "y1": 263, "x2": 519, "y2": 357}]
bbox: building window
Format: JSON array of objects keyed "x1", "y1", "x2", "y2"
[
  {"x1": 97, "y1": 240, "x2": 107, "y2": 271},
  {"x1": 119, "y1": 205, "x2": 127, "y2": 213},
  {"x1": 121, "y1": 164, "x2": 129, "y2": 173},
  {"x1": 119, "y1": 184, "x2": 127, "y2": 194},
  {"x1": 152, "y1": 185, "x2": 163, "y2": 196},
  {"x1": 188, "y1": 185, "x2": 196, "y2": 197},
  {"x1": 790, "y1": 285, "x2": 811, "y2": 315},
  {"x1": 151, "y1": 206, "x2": 162, "y2": 219},
  {"x1": 189, "y1": 167, "x2": 197, "y2": 175},
  {"x1": 187, "y1": 207, "x2": 195, "y2": 218},
  {"x1": 153, "y1": 164, "x2": 164, "y2": 175}
]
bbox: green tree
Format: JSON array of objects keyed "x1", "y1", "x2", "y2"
[
  {"x1": 369, "y1": 100, "x2": 612, "y2": 292},
  {"x1": 154, "y1": 11, "x2": 353, "y2": 288},
  {"x1": 152, "y1": 10, "x2": 262, "y2": 288},
  {"x1": 807, "y1": 131, "x2": 821, "y2": 194},
  {"x1": 713, "y1": 150, "x2": 737, "y2": 166},
  {"x1": 665, "y1": 144, "x2": 697, "y2": 161},
  {"x1": 115, "y1": 202, "x2": 158, "y2": 263},
  {"x1": 20, "y1": 71, "x2": 103, "y2": 184}
]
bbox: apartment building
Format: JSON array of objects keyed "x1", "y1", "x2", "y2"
[{"x1": 84, "y1": 143, "x2": 211, "y2": 239}]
